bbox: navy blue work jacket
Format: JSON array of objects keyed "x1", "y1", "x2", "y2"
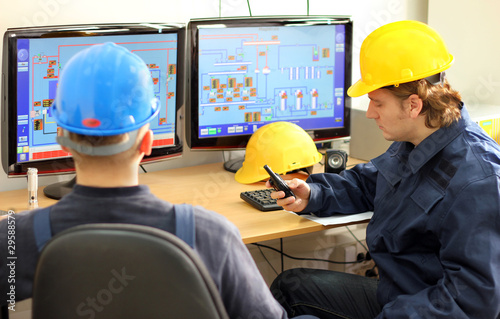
[{"x1": 304, "y1": 106, "x2": 500, "y2": 318}]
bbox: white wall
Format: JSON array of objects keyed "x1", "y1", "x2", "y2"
[
  {"x1": 428, "y1": 0, "x2": 500, "y2": 114},
  {"x1": 0, "y1": 0, "x2": 427, "y2": 192}
]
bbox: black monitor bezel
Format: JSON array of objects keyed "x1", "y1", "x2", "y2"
[
  {"x1": 1, "y1": 23, "x2": 185, "y2": 177},
  {"x1": 186, "y1": 15, "x2": 352, "y2": 150}
]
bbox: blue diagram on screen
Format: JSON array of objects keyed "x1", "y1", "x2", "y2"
[
  {"x1": 16, "y1": 33, "x2": 177, "y2": 162},
  {"x1": 198, "y1": 24, "x2": 346, "y2": 138}
]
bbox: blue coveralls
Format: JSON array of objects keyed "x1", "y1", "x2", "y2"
[{"x1": 304, "y1": 106, "x2": 500, "y2": 318}]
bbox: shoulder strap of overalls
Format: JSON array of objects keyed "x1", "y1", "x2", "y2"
[
  {"x1": 174, "y1": 204, "x2": 196, "y2": 250},
  {"x1": 33, "y1": 207, "x2": 53, "y2": 252},
  {"x1": 33, "y1": 204, "x2": 195, "y2": 251}
]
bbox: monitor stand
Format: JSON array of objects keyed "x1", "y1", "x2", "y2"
[
  {"x1": 43, "y1": 176, "x2": 76, "y2": 200},
  {"x1": 223, "y1": 157, "x2": 244, "y2": 173}
]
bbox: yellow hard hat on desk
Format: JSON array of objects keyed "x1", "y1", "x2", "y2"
[
  {"x1": 235, "y1": 122, "x2": 323, "y2": 184},
  {"x1": 348, "y1": 20, "x2": 454, "y2": 97}
]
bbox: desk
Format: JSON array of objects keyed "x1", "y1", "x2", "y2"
[{"x1": 0, "y1": 158, "x2": 368, "y2": 244}]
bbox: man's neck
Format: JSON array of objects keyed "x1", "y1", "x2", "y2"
[
  {"x1": 75, "y1": 163, "x2": 140, "y2": 188},
  {"x1": 411, "y1": 126, "x2": 440, "y2": 146},
  {"x1": 407, "y1": 115, "x2": 441, "y2": 146}
]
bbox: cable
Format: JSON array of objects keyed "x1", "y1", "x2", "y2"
[
  {"x1": 365, "y1": 263, "x2": 378, "y2": 278},
  {"x1": 345, "y1": 226, "x2": 379, "y2": 277},
  {"x1": 345, "y1": 226, "x2": 368, "y2": 252},
  {"x1": 140, "y1": 165, "x2": 147, "y2": 173},
  {"x1": 256, "y1": 245, "x2": 279, "y2": 276},
  {"x1": 246, "y1": 0, "x2": 252, "y2": 17},
  {"x1": 252, "y1": 243, "x2": 367, "y2": 265}
]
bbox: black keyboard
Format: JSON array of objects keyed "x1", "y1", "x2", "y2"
[{"x1": 240, "y1": 189, "x2": 283, "y2": 211}]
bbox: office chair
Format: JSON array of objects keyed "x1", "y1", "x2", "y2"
[{"x1": 31, "y1": 223, "x2": 229, "y2": 319}]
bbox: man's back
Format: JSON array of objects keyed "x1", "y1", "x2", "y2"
[{"x1": 0, "y1": 184, "x2": 288, "y2": 319}]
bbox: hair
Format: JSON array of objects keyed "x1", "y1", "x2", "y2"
[
  {"x1": 385, "y1": 78, "x2": 462, "y2": 128},
  {"x1": 69, "y1": 133, "x2": 126, "y2": 147}
]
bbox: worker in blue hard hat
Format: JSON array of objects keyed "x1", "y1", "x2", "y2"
[
  {"x1": 0, "y1": 43, "x2": 315, "y2": 319},
  {"x1": 51, "y1": 42, "x2": 160, "y2": 185},
  {"x1": 52, "y1": 42, "x2": 160, "y2": 158}
]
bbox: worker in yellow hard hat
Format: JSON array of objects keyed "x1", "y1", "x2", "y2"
[{"x1": 269, "y1": 20, "x2": 500, "y2": 318}]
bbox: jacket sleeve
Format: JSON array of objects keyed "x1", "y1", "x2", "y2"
[
  {"x1": 192, "y1": 207, "x2": 291, "y2": 319},
  {"x1": 301, "y1": 162, "x2": 378, "y2": 216},
  {"x1": 376, "y1": 175, "x2": 500, "y2": 318}
]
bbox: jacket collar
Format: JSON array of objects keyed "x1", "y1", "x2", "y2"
[{"x1": 372, "y1": 103, "x2": 468, "y2": 181}]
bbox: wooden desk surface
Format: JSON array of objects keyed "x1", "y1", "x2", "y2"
[{"x1": 0, "y1": 158, "x2": 368, "y2": 244}]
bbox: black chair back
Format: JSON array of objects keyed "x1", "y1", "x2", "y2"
[{"x1": 32, "y1": 223, "x2": 229, "y2": 319}]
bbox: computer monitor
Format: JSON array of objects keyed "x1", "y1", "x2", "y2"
[
  {"x1": 186, "y1": 16, "x2": 352, "y2": 169},
  {"x1": 1, "y1": 23, "x2": 185, "y2": 197}
]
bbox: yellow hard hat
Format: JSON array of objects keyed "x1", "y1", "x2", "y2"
[
  {"x1": 235, "y1": 122, "x2": 323, "y2": 184},
  {"x1": 348, "y1": 20, "x2": 454, "y2": 97}
]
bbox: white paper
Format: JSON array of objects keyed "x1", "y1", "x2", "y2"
[{"x1": 300, "y1": 211, "x2": 373, "y2": 226}]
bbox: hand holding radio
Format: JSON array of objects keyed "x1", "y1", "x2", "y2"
[
  {"x1": 264, "y1": 165, "x2": 295, "y2": 199},
  {"x1": 264, "y1": 165, "x2": 311, "y2": 212}
]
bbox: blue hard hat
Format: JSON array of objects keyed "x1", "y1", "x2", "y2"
[{"x1": 51, "y1": 42, "x2": 159, "y2": 136}]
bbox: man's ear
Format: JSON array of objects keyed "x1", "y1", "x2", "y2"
[
  {"x1": 408, "y1": 94, "x2": 423, "y2": 119},
  {"x1": 139, "y1": 129, "x2": 153, "y2": 156},
  {"x1": 60, "y1": 145, "x2": 72, "y2": 154}
]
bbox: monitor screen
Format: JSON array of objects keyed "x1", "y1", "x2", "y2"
[
  {"x1": 186, "y1": 16, "x2": 352, "y2": 150},
  {"x1": 2, "y1": 23, "x2": 185, "y2": 178}
]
